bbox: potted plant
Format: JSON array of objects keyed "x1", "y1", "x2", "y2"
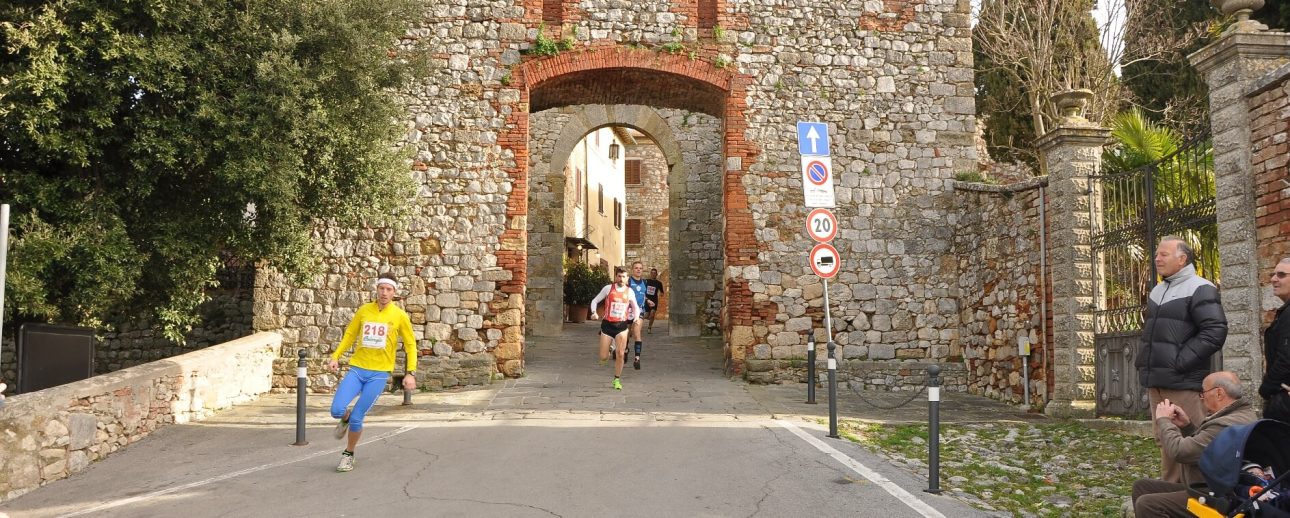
[{"x1": 564, "y1": 259, "x2": 610, "y2": 323}]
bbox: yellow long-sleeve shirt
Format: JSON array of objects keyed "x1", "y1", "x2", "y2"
[{"x1": 332, "y1": 302, "x2": 418, "y2": 373}]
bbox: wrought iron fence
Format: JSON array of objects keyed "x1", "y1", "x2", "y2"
[{"x1": 1089, "y1": 131, "x2": 1216, "y2": 416}]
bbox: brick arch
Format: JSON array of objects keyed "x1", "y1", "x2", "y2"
[
  {"x1": 497, "y1": 45, "x2": 763, "y2": 375},
  {"x1": 514, "y1": 46, "x2": 734, "y2": 117}
]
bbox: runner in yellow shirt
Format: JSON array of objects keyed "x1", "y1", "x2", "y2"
[{"x1": 327, "y1": 273, "x2": 417, "y2": 472}]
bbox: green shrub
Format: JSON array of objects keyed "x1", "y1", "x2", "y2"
[{"x1": 563, "y1": 260, "x2": 611, "y2": 306}]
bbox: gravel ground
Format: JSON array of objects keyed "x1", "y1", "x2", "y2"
[{"x1": 841, "y1": 419, "x2": 1159, "y2": 518}]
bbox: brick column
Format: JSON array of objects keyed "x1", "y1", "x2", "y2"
[
  {"x1": 1036, "y1": 97, "x2": 1110, "y2": 418},
  {"x1": 1190, "y1": 29, "x2": 1290, "y2": 387}
]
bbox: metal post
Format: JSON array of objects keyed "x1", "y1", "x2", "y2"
[
  {"x1": 824, "y1": 278, "x2": 838, "y2": 438},
  {"x1": 402, "y1": 373, "x2": 413, "y2": 406},
  {"x1": 925, "y1": 364, "x2": 942, "y2": 494},
  {"x1": 806, "y1": 336, "x2": 817, "y2": 404},
  {"x1": 293, "y1": 349, "x2": 309, "y2": 446},
  {"x1": 827, "y1": 338, "x2": 838, "y2": 438},
  {"x1": 0, "y1": 204, "x2": 8, "y2": 409}
]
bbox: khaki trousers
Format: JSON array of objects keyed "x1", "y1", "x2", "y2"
[{"x1": 1148, "y1": 387, "x2": 1204, "y2": 484}]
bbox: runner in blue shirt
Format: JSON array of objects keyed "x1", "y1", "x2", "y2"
[{"x1": 627, "y1": 261, "x2": 649, "y2": 370}]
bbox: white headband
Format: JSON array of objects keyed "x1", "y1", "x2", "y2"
[{"x1": 376, "y1": 278, "x2": 399, "y2": 290}]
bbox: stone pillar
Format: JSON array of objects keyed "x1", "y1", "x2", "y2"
[
  {"x1": 1036, "y1": 90, "x2": 1110, "y2": 418},
  {"x1": 1190, "y1": 28, "x2": 1290, "y2": 387}
]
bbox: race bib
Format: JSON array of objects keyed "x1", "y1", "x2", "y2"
[
  {"x1": 360, "y1": 322, "x2": 390, "y2": 349},
  {"x1": 646, "y1": 286, "x2": 657, "y2": 296},
  {"x1": 609, "y1": 302, "x2": 628, "y2": 319}
]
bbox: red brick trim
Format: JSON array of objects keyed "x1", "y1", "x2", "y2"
[
  {"x1": 494, "y1": 44, "x2": 766, "y2": 374},
  {"x1": 859, "y1": 0, "x2": 926, "y2": 32}
]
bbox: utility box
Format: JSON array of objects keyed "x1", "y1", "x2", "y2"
[{"x1": 18, "y1": 323, "x2": 95, "y2": 393}]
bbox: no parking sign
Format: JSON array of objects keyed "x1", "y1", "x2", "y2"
[{"x1": 800, "y1": 156, "x2": 836, "y2": 208}]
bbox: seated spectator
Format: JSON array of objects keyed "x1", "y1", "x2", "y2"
[{"x1": 1131, "y1": 371, "x2": 1258, "y2": 517}]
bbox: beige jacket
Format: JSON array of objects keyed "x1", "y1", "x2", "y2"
[{"x1": 1155, "y1": 398, "x2": 1257, "y2": 486}]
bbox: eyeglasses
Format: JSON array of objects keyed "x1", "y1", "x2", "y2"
[
  {"x1": 1199, "y1": 386, "x2": 1221, "y2": 400},
  {"x1": 1272, "y1": 271, "x2": 1290, "y2": 279}
]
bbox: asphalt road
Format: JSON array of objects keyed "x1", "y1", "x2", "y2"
[{"x1": 2, "y1": 323, "x2": 1004, "y2": 518}]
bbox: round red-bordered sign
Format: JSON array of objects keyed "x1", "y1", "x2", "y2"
[
  {"x1": 809, "y1": 243, "x2": 841, "y2": 279},
  {"x1": 805, "y1": 160, "x2": 829, "y2": 186},
  {"x1": 806, "y1": 208, "x2": 837, "y2": 242}
]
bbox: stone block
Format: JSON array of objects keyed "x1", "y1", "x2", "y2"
[
  {"x1": 68, "y1": 414, "x2": 97, "y2": 451},
  {"x1": 870, "y1": 344, "x2": 896, "y2": 359}
]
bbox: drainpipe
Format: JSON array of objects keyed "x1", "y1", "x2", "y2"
[{"x1": 1038, "y1": 185, "x2": 1049, "y2": 406}]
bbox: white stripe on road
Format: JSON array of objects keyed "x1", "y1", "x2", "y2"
[
  {"x1": 61, "y1": 425, "x2": 417, "y2": 518},
  {"x1": 776, "y1": 420, "x2": 947, "y2": 518}
]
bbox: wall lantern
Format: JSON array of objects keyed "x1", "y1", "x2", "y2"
[{"x1": 608, "y1": 142, "x2": 620, "y2": 161}]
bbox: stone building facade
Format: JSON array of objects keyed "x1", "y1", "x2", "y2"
[
  {"x1": 250, "y1": 0, "x2": 979, "y2": 390},
  {"x1": 625, "y1": 134, "x2": 673, "y2": 321}
]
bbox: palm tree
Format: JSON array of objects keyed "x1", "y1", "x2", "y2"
[{"x1": 1096, "y1": 109, "x2": 1217, "y2": 325}]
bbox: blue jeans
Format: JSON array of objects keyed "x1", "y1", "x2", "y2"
[{"x1": 330, "y1": 366, "x2": 388, "y2": 433}]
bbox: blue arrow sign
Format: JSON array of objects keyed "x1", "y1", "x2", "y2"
[{"x1": 797, "y1": 121, "x2": 830, "y2": 156}]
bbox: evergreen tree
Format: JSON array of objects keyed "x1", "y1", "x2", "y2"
[
  {"x1": 0, "y1": 0, "x2": 424, "y2": 340},
  {"x1": 974, "y1": 0, "x2": 1113, "y2": 168},
  {"x1": 1119, "y1": 0, "x2": 1215, "y2": 136}
]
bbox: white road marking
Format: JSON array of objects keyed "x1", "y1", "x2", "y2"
[
  {"x1": 776, "y1": 420, "x2": 947, "y2": 518},
  {"x1": 60, "y1": 425, "x2": 417, "y2": 517}
]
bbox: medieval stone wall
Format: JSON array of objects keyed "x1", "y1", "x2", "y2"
[
  {"x1": 953, "y1": 178, "x2": 1050, "y2": 406},
  {"x1": 254, "y1": 0, "x2": 978, "y2": 388},
  {"x1": 625, "y1": 139, "x2": 673, "y2": 320}
]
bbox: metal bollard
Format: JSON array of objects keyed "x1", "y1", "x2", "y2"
[
  {"x1": 402, "y1": 373, "x2": 413, "y2": 406},
  {"x1": 292, "y1": 349, "x2": 309, "y2": 446},
  {"x1": 806, "y1": 336, "x2": 817, "y2": 404},
  {"x1": 925, "y1": 364, "x2": 942, "y2": 494},
  {"x1": 826, "y1": 339, "x2": 838, "y2": 438}
]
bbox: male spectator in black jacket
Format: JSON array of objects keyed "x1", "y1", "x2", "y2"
[
  {"x1": 1260, "y1": 258, "x2": 1290, "y2": 422},
  {"x1": 1137, "y1": 236, "x2": 1228, "y2": 483}
]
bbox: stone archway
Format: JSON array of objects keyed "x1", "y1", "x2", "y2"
[
  {"x1": 526, "y1": 105, "x2": 723, "y2": 338},
  {"x1": 496, "y1": 46, "x2": 764, "y2": 373}
]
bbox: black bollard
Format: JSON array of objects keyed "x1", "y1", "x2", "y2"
[
  {"x1": 292, "y1": 349, "x2": 309, "y2": 446},
  {"x1": 925, "y1": 364, "x2": 942, "y2": 494},
  {"x1": 402, "y1": 372, "x2": 414, "y2": 406},
  {"x1": 826, "y1": 339, "x2": 838, "y2": 438},
  {"x1": 806, "y1": 336, "x2": 817, "y2": 404}
]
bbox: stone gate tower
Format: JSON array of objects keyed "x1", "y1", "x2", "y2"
[{"x1": 254, "y1": 0, "x2": 977, "y2": 388}]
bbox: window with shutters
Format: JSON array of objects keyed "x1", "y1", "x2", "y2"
[
  {"x1": 598, "y1": 184, "x2": 604, "y2": 214},
  {"x1": 575, "y1": 167, "x2": 583, "y2": 207},
  {"x1": 625, "y1": 159, "x2": 642, "y2": 185},
  {"x1": 626, "y1": 219, "x2": 642, "y2": 244},
  {"x1": 613, "y1": 200, "x2": 622, "y2": 229}
]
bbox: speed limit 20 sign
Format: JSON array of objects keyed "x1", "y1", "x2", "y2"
[{"x1": 806, "y1": 208, "x2": 837, "y2": 242}]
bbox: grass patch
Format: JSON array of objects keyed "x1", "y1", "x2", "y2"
[{"x1": 841, "y1": 420, "x2": 1158, "y2": 517}]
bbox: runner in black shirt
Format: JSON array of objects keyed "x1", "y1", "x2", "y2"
[{"x1": 645, "y1": 268, "x2": 665, "y2": 334}]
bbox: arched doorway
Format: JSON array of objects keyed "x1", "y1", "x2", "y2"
[
  {"x1": 525, "y1": 105, "x2": 724, "y2": 338},
  {"x1": 498, "y1": 47, "x2": 761, "y2": 373}
]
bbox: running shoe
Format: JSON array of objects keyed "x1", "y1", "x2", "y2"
[
  {"x1": 336, "y1": 453, "x2": 355, "y2": 472},
  {"x1": 333, "y1": 408, "x2": 352, "y2": 440},
  {"x1": 612, "y1": 378, "x2": 622, "y2": 390},
  {"x1": 633, "y1": 356, "x2": 641, "y2": 370}
]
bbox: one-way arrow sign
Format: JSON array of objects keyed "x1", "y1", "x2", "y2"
[{"x1": 797, "y1": 122, "x2": 830, "y2": 156}]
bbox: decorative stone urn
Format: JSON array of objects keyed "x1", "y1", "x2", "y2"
[
  {"x1": 1210, "y1": 0, "x2": 1268, "y2": 32},
  {"x1": 1051, "y1": 89, "x2": 1094, "y2": 124}
]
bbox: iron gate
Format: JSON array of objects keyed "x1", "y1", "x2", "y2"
[{"x1": 1089, "y1": 131, "x2": 1217, "y2": 417}]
